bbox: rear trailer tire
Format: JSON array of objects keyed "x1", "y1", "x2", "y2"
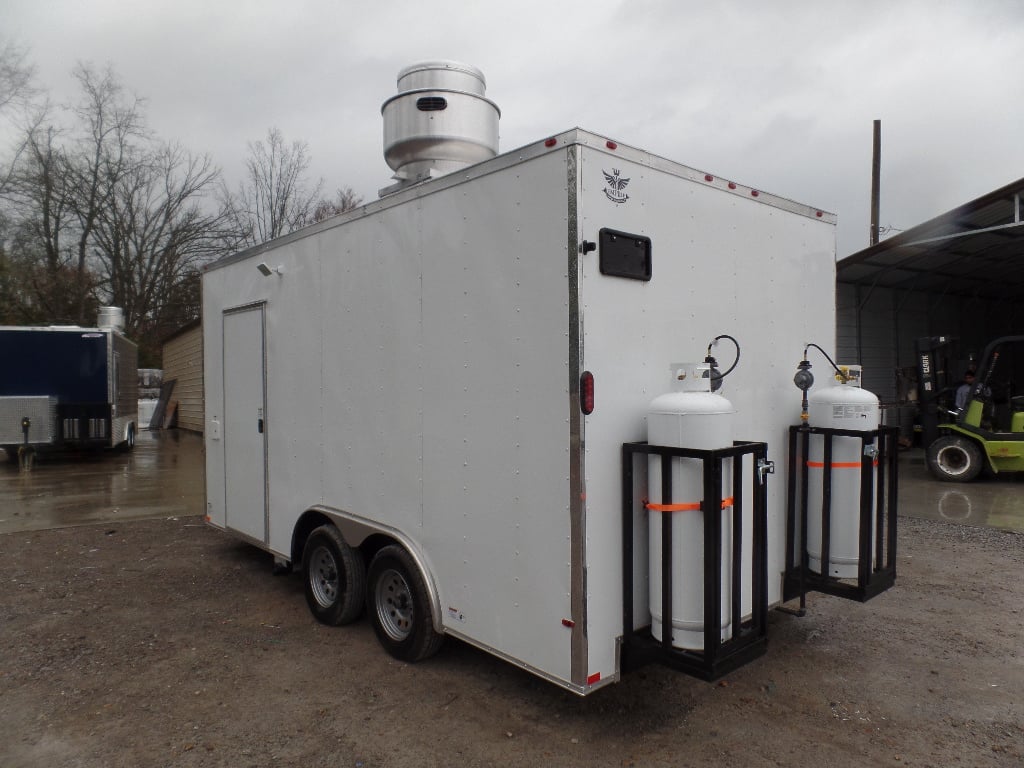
[
  {"x1": 302, "y1": 525, "x2": 366, "y2": 626},
  {"x1": 366, "y1": 545, "x2": 444, "y2": 662},
  {"x1": 926, "y1": 435, "x2": 984, "y2": 482}
]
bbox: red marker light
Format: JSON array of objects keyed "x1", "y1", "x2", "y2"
[
  {"x1": 580, "y1": 371, "x2": 595, "y2": 414},
  {"x1": 751, "y1": 190, "x2": 760, "y2": 197},
  {"x1": 545, "y1": 137, "x2": 557, "y2": 147},
  {"x1": 704, "y1": 174, "x2": 714, "y2": 182},
  {"x1": 728, "y1": 182, "x2": 737, "y2": 190},
  {"x1": 816, "y1": 211, "x2": 823, "y2": 217},
  {"x1": 606, "y1": 141, "x2": 617, "y2": 150}
]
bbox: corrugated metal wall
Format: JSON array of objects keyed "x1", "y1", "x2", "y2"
[
  {"x1": 836, "y1": 284, "x2": 897, "y2": 402},
  {"x1": 162, "y1": 324, "x2": 204, "y2": 433},
  {"x1": 837, "y1": 283, "x2": 1024, "y2": 406}
]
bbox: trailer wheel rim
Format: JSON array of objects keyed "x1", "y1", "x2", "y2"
[
  {"x1": 936, "y1": 444, "x2": 971, "y2": 476},
  {"x1": 374, "y1": 567, "x2": 414, "y2": 642},
  {"x1": 309, "y1": 546, "x2": 339, "y2": 608}
]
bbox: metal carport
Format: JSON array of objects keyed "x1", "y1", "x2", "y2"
[{"x1": 835, "y1": 177, "x2": 1024, "y2": 414}]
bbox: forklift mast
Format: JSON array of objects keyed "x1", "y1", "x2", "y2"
[
  {"x1": 916, "y1": 334, "x2": 1024, "y2": 447},
  {"x1": 914, "y1": 335, "x2": 956, "y2": 447}
]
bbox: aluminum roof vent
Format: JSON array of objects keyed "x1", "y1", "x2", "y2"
[
  {"x1": 380, "y1": 61, "x2": 500, "y2": 196},
  {"x1": 96, "y1": 306, "x2": 125, "y2": 333}
]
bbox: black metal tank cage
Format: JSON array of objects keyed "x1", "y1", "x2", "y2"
[
  {"x1": 783, "y1": 424, "x2": 899, "y2": 609},
  {"x1": 620, "y1": 426, "x2": 897, "y2": 682},
  {"x1": 620, "y1": 441, "x2": 770, "y2": 681}
]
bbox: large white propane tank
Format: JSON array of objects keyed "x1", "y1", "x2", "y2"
[
  {"x1": 805, "y1": 366, "x2": 880, "y2": 577},
  {"x1": 647, "y1": 362, "x2": 736, "y2": 650}
]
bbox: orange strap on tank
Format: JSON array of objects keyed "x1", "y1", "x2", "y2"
[
  {"x1": 645, "y1": 496, "x2": 735, "y2": 513},
  {"x1": 806, "y1": 460, "x2": 879, "y2": 468}
]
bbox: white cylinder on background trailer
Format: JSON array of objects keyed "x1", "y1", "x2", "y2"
[
  {"x1": 805, "y1": 366, "x2": 880, "y2": 577},
  {"x1": 96, "y1": 306, "x2": 125, "y2": 333},
  {"x1": 647, "y1": 362, "x2": 736, "y2": 650}
]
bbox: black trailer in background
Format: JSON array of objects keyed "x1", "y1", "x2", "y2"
[{"x1": 0, "y1": 326, "x2": 139, "y2": 460}]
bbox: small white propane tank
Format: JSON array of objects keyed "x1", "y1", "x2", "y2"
[
  {"x1": 805, "y1": 365, "x2": 880, "y2": 577},
  {"x1": 647, "y1": 362, "x2": 736, "y2": 650}
]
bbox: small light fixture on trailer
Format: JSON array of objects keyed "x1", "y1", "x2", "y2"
[{"x1": 257, "y1": 262, "x2": 284, "y2": 277}]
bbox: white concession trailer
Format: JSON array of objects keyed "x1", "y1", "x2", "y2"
[{"x1": 203, "y1": 62, "x2": 895, "y2": 695}]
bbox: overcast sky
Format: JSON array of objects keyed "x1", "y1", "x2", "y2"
[{"x1": 4, "y1": 0, "x2": 1022, "y2": 258}]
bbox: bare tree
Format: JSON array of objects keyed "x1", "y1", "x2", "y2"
[
  {"x1": 1, "y1": 115, "x2": 90, "y2": 323},
  {"x1": 0, "y1": 38, "x2": 35, "y2": 113},
  {"x1": 221, "y1": 127, "x2": 324, "y2": 247},
  {"x1": 63, "y1": 63, "x2": 146, "y2": 322},
  {"x1": 0, "y1": 39, "x2": 38, "y2": 197},
  {"x1": 91, "y1": 142, "x2": 228, "y2": 363},
  {"x1": 311, "y1": 185, "x2": 363, "y2": 223},
  {"x1": 2, "y1": 62, "x2": 234, "y2": 353},
  {"x1": 2, "y1": 65, "x2": 145, "y2": 324}
]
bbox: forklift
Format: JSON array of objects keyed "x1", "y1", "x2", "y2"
[{"x1": 915, "y1": 335, "x2": 1024, "y2": 482}]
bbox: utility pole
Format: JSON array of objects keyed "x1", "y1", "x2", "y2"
[{"x1": 870, "y1": 119, "x2": 881, "y2": 246}]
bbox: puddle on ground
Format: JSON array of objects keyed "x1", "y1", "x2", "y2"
[
  {"x1": 0, "y1": 430, "x2": 205, "y2": 535},
  {"x1": 898, "y1": 452, "x2": 1024, "y2": 533}
]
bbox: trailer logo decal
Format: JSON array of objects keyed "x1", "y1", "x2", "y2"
[{"x1": 603, "y1": 169, "x2": 630, "y2": 204}]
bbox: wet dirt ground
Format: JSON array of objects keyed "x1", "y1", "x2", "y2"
[
  {"x1": 897, "y1": 450, "x2": 1024, "y2": 534},
  {"x1": 0, "y1": 429, "x2": 204, "y2": 535},
  {"x1": 1, "y1": 434, "x2": 1022, "y2": 767}
]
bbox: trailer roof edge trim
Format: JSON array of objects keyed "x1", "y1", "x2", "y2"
[{"x1": 204, "y1": 128, "x2": 836, "y2": 275}]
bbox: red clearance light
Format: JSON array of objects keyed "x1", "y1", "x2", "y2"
[
  {"x1": 704, "y1": 174, "x2": 714, "y2": 182},
  {"x1": 606, "y1": 140, "x2": 617, "y2": 150},
  {"x1": 580, "y1": 371, "x2": 595, "y2": 414},
  {"x1": 728, "y1": 182, "x2": 737, "y2": 190},
  {"x1": 544, "y1": 137, "x2": 557, "y2": 147},
  {"x1": 751, "y1": 190, "x2": 760, "y2": 197},
  {"x1": 816, "y1": 211, "x2": 823, "y2": 218}
]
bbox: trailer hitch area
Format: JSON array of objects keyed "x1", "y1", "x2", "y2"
[
  {"x1": 19, "y1": 416, "x2": 34, "y2": 471},
  {"x1": 757, "y1": 458, "x2": 775, "y2": 485}
]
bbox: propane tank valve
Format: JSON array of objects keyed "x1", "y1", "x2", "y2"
[
  {"x1": 793, "y1": 359, "x2": 814, "y2": 422},
  {"x1": 794, "y1": 343, "x2": 848, "y2": 423},
  {"x1": 704, "y1": 334, "x2": 740, "y2": 393}
]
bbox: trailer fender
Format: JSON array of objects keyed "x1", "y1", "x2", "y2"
[{"x1": 298, "y1": 506, "x2": 444, "y2": 635}]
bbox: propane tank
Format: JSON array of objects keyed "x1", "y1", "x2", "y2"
[
  {"x1": 647, "y1": 362, "x2": 736, "y2": 650},
  {"x1": 805, "y1": 365, "x2": 880, "y2": 577}
]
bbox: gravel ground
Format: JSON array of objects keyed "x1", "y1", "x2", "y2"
[{"x1": 1, "y1": 515, "x2": 1022, "y2": 767}]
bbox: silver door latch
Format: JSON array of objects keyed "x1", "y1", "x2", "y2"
[{"x1": 757, "y1": 458, "x2": 775, "y2": 485}]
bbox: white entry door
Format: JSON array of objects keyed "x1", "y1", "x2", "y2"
[{"x1": 222, "y1": 305, "x2": 267, "y2": 543}]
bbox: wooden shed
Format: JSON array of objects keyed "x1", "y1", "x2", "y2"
[{"x1": 161, "y1": 319, "x2": 204, "y2": 434}]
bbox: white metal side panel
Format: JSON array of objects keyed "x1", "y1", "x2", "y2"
[
  {"x1": 419, "y1": 152, "x2": 574, "y2": 683},
  {"x1": 317, "y1": 203, "x2": 425, "y2": 542},
  {"x1": 262, "y1": 235, "x2": 328, "y2": 555},
  {"x1": 576, "y1": 146, "x2": 836, "y2": 679}
]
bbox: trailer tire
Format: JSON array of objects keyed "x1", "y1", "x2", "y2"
[
  {"x1": 366, "y1": 545, "x2": 444, "y2": 662},
  {"x1": 302, "y1": 525, "x2": 366, "y2": 626},
  {"x1": 926, "y1": 435, "x2": 983, "y2": 482}
]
